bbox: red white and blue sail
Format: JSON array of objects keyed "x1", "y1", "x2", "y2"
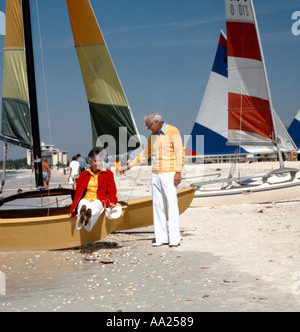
[
  {"x1": 186, "y1": 31, "x2": 245, "y2": 156},
  {"x1": 225, "y1": 0, "x2": 275, "y2": 146},
  {"x1": 288, "y1": 110, "x2": 300, "y2": 149}
]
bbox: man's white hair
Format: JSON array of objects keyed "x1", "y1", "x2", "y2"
[{"x1": 144, "y1": 112, "x2": 162, "y2": 124}]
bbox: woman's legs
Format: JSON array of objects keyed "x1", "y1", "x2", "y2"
[{"x1": 77, "y1": 199, "x2": 104, "y2": 232}]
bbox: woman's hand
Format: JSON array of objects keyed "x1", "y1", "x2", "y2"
[{"x1": 119, "y1": 164, "x2": 130, "y2": 175}]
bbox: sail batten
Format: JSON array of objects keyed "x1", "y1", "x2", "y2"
[{"x1": 66, "y1": 0, "x2": 140, "y2": 155}]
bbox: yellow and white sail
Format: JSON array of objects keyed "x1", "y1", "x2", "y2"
[
  {"x1": 0, "y1": 0, "x2": 31, "y2": 148},
  {"x1": 66, "y1": 0, "x2": 140, "y2": 155}
]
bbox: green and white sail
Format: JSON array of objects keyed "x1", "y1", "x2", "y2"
[
  {"x1": 66, "y1": 0, "x2": 140, "y2": 155},
  {"x1": 0, "y1": 0, "x2": 31, "y2": 149}
]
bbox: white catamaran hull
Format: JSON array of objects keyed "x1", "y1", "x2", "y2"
[{"x1": 191, "y1": 178, "x2": 300, "y2": 207}]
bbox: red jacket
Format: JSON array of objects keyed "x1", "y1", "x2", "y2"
[{"x1": 70, "y1": 169, "x2": 118, "y2": 216}]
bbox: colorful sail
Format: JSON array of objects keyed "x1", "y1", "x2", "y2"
[
  {"x1": 288, "y1": 110, "x2": 300, "y2": 149},
  {"x1": 225, "y1": 0, "x2": 275, "y2": 146},
  {"x1": 185, "y1": 31, "x2": 246, "y2": 156},
  {"x1": 66, "y1": 0, "x2": 140, "y2": 155},
  {"x1": 0, "y1": 0, "x2": 31, "y2": 149}
]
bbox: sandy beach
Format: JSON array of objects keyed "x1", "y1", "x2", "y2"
[{"x1": 1, "y1": 161, "x2": 300, "y2": 312}]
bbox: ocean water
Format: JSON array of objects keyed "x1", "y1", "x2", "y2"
[
  {"x1": 0, "y1": 170, "x2": 33, "y2": 182},
  {"x1": 0, "y1": 170, "x2": 37, "y2": 204},
  {"x1": 0, "y1": 170, "x2": 72, "y2": 210}
]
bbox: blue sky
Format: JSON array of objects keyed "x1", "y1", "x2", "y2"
[{"x1": 0, "y1": 0, "x2": 299, "y2": 160}]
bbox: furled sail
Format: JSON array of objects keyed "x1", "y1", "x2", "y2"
[
  {"x1": 225, "y1": 0, "x2": 275, "y2": 146},
  {"x1": 66, "y1": 0, "x2": 140, "y2": 155},
  {"x1": 0, "y1": 0, "x2": 32, "y2": 149},
  {"x1": 185, "y1": 31, "x2": 246, "y2": 156}
]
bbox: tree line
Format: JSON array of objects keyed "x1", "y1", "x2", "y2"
[{"x1": 0, "y1": 158, "x2": 31, "y2": 170}]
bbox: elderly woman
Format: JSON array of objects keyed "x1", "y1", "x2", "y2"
[{"x1": 70, "y1": 149, "x2": 117, "y2": 232}]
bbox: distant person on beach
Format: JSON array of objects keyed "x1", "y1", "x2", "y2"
[
  {"x1": 287, "y1": 151, "x2": 295, "y2": 161},
  {"x1": 115, "y1": 158, "x2": 120, "y2": 176},
  {"x1": 120, "y1": 112, "x2": 184, "y2": 247},
  {"x1": 76, "y1": 154, "x2": 87, "y2": 173},
  {"x1": 42, "y1": 158, "x2": 51, "y2": 189},
  {"x1": 70, "y1": 149, "x2": 118, "y2": 232},
  {"x1": 103, "y1": 156, "x2": 112, "y2": 170},
  {"x1": 69, "y1": 156, "x2": 80, "y2": 189}
]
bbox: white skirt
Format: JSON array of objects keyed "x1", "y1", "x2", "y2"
[{"x1": 77, "y1": 199, "x2": 104, "y2": 232}]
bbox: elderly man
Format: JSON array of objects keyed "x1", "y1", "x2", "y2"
[{"x1": 121, "y1": 112, "x2": 184, "y2": 247}]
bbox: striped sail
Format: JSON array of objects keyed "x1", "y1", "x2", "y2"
[
  {"x1": 225, "y1": 0, "x2": 275, "y2": 146},
  {"x1": 186, "y1": 31, "x2": 246, "y2": 156},
  {"x1": 0, "y1": 0, "x2": 31, "y2": 149},
  {"x1": 66, "y1": 0, "x2": 140, "y2": 155}
]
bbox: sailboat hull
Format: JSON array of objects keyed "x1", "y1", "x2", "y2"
[
  {"x1": 0, "y1": 187, "x2": 195, "y2": 252},
  {"x1": 191, "y1": 178, "x2": 300, "y2": 207}
]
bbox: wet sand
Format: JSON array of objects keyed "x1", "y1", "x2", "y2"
[{"x1": 1, "y1": 162, "x2": 300, "y2": 312}]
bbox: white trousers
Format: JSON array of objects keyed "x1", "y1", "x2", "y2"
[
  {"x1": 77, "y1": 199, "x2": 104, "y2": 232},
  {"x1": 151, "y1": 172, "x2": 181, "y2": 244}
]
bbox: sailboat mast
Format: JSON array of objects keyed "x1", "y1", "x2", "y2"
[{"x1": 21, "y1": 0, "x2": 43, "y2": 187}]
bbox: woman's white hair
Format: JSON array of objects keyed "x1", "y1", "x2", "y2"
[{"x1": 144, "y1": 112, "x2": 162, "y2": 124}]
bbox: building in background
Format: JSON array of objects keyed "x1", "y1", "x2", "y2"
[{"x1": 27, "y1": 142, "x2": 68, "y2": 167}]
